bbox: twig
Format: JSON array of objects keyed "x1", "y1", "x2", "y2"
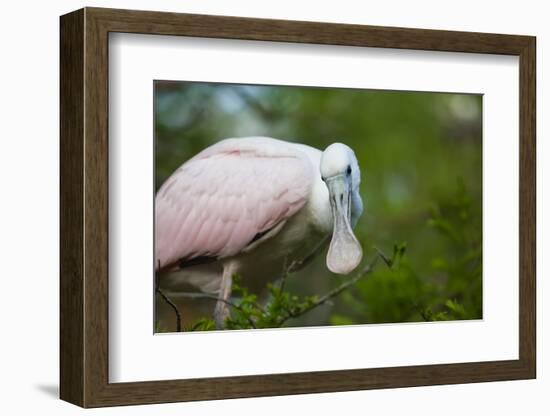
[
  {"x1": 373, "y1": 246, "x2": 393, "y2": 268},
  {"x1": 186, "y1": 291, "x2": 266, "y2": 315},
  {"x1": 179, "y1": 252, "x2": 382, "y2": 330},
  {"x1": 155, "y1": 263, "x2": 182, "y2": 332},
  {"x1": 278, "y1": 255, "x2": 379, "y2": 325},
  {"x1": 176, "y1": 292, "x2": 258, "y2": 329}
]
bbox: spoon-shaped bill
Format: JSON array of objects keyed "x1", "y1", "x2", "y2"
[{"x1": 325, "y1": 175, "x2": 363, "y2": 274}]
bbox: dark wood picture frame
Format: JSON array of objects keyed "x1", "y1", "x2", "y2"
[{"x1": 60, "y1": 7, "x2": 536, "y2": 408}]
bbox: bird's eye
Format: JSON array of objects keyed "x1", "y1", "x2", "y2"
[{"x1": 346, "y1": 165, "x2": 352, "y2": 176}]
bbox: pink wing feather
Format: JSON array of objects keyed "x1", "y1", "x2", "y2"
[{"x1": 155, "y1": 138, "x2": 314, "y2": 270}]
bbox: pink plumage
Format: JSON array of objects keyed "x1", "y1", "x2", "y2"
[{"x1": 155, "y1": 137, "x2": 314, "y2": 270}]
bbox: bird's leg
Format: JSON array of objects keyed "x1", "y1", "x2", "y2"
[{"x1": 214, "y1": 264, "x2": 235, "y2": 329}]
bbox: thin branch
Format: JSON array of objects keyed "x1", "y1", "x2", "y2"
[
  {"x1": 373, "y1": 246, "x2": 393, "y2": 268},
  {"x1": 176, "y1": 292, "x2": 258, "y2": 329},
  {"x1": 177, "y1": 252, "x2": 382, "y2": 330},
  {"x1": 279, "y1": 256, "x2": 380, "y2": 325},
  {"x1": 155, "y1": 262, "x2": 182, "y2": 332},
  {"x1": 177, "y1": 290, "x2": 266, "y2": 314}
]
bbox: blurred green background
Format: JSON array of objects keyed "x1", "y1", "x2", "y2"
[{"x1": 155, "y1": 81, "x2": 482, "y2": 330}]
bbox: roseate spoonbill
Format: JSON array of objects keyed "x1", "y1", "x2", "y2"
[{"x1": 155, "y1": 137, "x2": 363, "y2": 327}]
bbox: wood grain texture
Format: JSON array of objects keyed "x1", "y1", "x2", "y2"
[
  {"x1": 83, "y1": 9, "x2": 111, "y2": 406},
  {"x1": 518, "y1": 38, "x2": 536, "y2": 376},
  {"x1": 59, "y1": 7, "x2": 537, "y2": 408},
  {"x1": 59, "y1": 8, "x2": 84, "y2": 407},
  {"x1": 88, "y1": 7, "x2": 532, "y2": 55}
]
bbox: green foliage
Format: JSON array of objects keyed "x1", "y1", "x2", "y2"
[
  {"x1": 183, "y1": 180, "x2": 481, "y2": 331},
  {"x1": 423, "y1": 179, "x2": 483, "y2": 321},
  {"x1": 347, "y1": 248, "x2": 430, "y2": 323},
  {"x1": 154, "y1": 82, "x2": 483, "y2": 330},
  {"x1": 189, "y1": 275, "x2": 322, "y2": 330},
  {"x1": 188, "y1": 318, "x2": 217, "y2": 331},
  {"x1": 333, "y1": 181, "x2": 482, "y2": 324},
  {"x1": 376, "y1": 242, "x2": 407, "y2": 270}
]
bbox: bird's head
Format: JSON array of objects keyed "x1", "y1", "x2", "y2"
[{"x1": 321, "y1": 143, "x2": 363, "y2": 275}]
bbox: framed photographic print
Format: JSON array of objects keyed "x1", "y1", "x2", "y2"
[{"x1": 60, "y1": 7, "x2": 536, "y2": 408}]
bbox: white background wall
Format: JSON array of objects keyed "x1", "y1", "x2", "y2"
[{"x1": 0, "y1": 0, "x2": 546, "y2": 414}]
